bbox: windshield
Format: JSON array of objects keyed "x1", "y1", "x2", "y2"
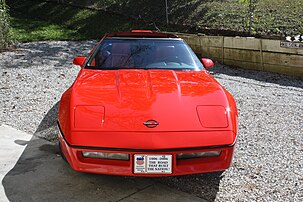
[{"x1": 86, "y1": 38, "x2": 203, "y2": 70}]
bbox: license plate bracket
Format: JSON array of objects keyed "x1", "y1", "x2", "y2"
[{"x1": 134, "y1": 154, "x2": 172, "y2": 174}]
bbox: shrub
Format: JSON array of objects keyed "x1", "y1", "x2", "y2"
[{"x1": 0, "y1": 0, "x2": 11, "y2": 49}]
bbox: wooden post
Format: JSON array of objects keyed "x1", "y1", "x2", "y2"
[
  {"x1": 165, "y1": 0, "x2": 169, "y2": 24},
  {"x1": 222, "y1": 36, "x2": 225, "y2": 64},
  {"x1": 260, "y1": 39, "x2": 264, "y2": 71}
]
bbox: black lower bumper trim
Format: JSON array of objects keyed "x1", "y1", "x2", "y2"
[{"x1": 57, "y1": 121, "x2": 235, "y2": 153}]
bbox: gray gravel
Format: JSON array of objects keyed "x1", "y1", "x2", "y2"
[
  {"x1": 0, "y1": 41, "x2": 302, "y2": 201},
  {"x1": 0, "y1": 41, "x2": 96, "y2": 140}
]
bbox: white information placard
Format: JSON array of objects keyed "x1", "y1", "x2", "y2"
[{"x1": 134, "y1": 154, "x2": 172, "y2": 174}]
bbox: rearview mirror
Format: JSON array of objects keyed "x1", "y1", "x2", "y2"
[
  {"x1": 201, "y1": 58, "x2": 215, "y2": 69},
  {"x1": 73, "y1": 56, "x2": 86, "y2": 66}
]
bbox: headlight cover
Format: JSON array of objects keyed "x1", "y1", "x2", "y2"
[
  {"x1": 196, "y1": 105, "x2": 229, "y2": 128},
  {"x1": 177, "y1": 151, "x2": 221, "y2": 159},
  {"x1": 82, "y1": 151, "x2": 129, "y2": 160}
]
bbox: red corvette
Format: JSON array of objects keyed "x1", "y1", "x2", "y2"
[{"x1": 58, "y1": 30, "x2": 238, "y2": 176}]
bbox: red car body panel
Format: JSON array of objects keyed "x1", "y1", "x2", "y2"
[
  {"x1": 58, "y1": 31, "x2": 238, "y2": 176},
  {"x1": 58, "y1": 133, "x2": 235, "y2": 176}
]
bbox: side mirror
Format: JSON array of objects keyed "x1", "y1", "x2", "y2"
[
  {"x1": 73, "y1": 56, "x2": 86, "y2": 66},
  {"x1": 201, "y1": 58, "x2": 215, "y2": 69}
]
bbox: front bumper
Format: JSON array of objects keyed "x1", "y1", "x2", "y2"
[{"x1": 58, "y1": 130, "x2": 235, "y2": 177}]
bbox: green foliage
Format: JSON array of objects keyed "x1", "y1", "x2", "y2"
[
  {"x1": 253, "y1": 0, "x2": 303, "y2": 36},
  {"x1": 0, "y1": 0, "x2": 11, "y2": 49},
  {"x1": 8, "y1": 0, "x2": 151, "y2": 42},
  {"x1": 10, "y1": 17, "x2": 82, "y2": 42},
  {"x1": 8, "y1": 0, "x2": 303, "y2": 41},
  {"x1": 239, "y1": 0, "x2": 251, "y2": 4}
]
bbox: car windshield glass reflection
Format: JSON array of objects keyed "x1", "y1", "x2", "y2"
[{"x1": 86, "y1": 38, "x2": 203, "y2": 70}]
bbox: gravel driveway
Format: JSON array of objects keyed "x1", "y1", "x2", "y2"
[{"x1": 0, "y1": 41, "x2": 302, "y2": 201}]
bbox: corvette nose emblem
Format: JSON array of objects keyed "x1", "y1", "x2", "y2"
[{"x1": 143, "y1": 120, "x2": 159, "y2": 128}]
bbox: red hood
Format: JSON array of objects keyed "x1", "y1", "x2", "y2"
[{"x1": 70, "y1": 69, "x2": 233, "y2": 132}]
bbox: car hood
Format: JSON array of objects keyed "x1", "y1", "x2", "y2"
[{"x1": 71, "y1": 69, "x2": 233, "y2": 132}]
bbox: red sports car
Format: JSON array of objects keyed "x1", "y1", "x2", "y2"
[{"x1": 58, "y1": 30, "x2": 238, "y2": 176}]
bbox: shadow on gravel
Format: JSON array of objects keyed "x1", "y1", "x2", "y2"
[
  {"x1": 211, "y1": 64, "x2": 303, "y2": 89},
  {"x1": 2, "y1": 41, "x2": 96, "y2": 69},
  {"x1": 157, "y1": 171, "x2": 223, "y2": 201},
  {"x1": 34, "y1": 101, "x2": 59, "y2": 142},
  {"x1": 2, "y1": 102, "x2": 221, "y2": 201}
]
